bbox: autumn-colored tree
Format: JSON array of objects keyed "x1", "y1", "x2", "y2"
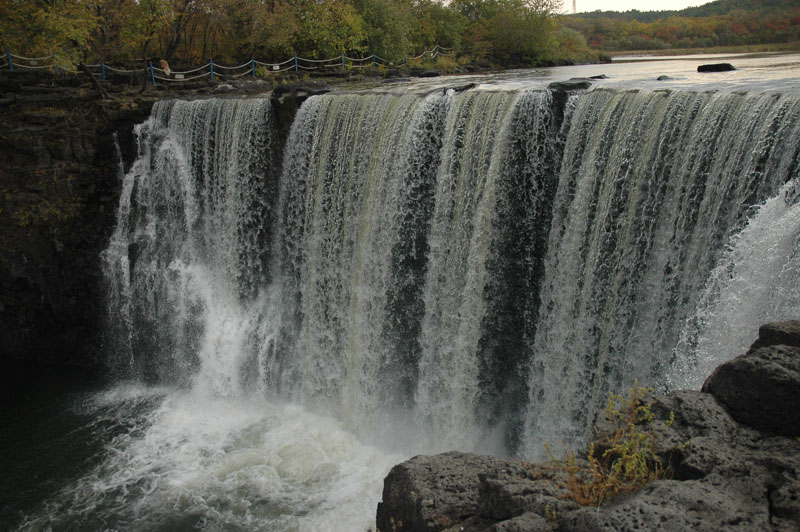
[
  {"x1": 562, "y1": 1, "x2": 800, "y2": 51},
  {"x1": 88, "y1": 0, "x2": 136, "y2": 61},
  {"x1": 0, "y1": 0, "x2": 604, "y2": 70},
  {"x1": 0, "y1": 0, "x2": 98, "y2": 63}
]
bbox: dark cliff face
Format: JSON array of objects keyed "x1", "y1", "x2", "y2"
[
  {"x1": 0, "y1": 71, "x2": 317, "y2": 370},
  {"x1": 0, "y1": 71, "x2": 154, "y2": 369}
]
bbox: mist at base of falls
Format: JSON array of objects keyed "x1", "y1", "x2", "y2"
[{"x1": 17, "y1": 82, "x2": 800, "y2": 531}]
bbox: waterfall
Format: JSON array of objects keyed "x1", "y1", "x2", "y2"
[
  {"x1": 670, "y1": 178, "x2": 800, "y2": 390},
  {"x1": 103, "y1": 98, "x2": 278, "y2": 393},
  {"x1": 104, "y1": 88, "x2": 800, "y2": 464},
  {"x1": 521, "y1": 90, "x2": 800, "y2": 455},
  {"x1": 270, "y1": 92, "x2": 453, "y2": 445}
]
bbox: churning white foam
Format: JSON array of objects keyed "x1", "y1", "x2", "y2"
[
  {"x1": 671, "y1": 179, "x2": 800, "y2": 390},
  {"x1": 19, "y1": 384, "x2": 401, "y2": 532}
]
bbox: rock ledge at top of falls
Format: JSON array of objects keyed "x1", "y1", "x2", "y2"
[
  {"x1": 376, "y1": 320, "x2": 800, "y2": 532},
  {"x1": 547, "y1": 78, "x2": 594, "y2": 92}
]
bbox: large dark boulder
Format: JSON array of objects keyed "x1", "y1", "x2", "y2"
[
  {"x1": 697, "y1": 63, "x2": 736, "y2": 72},
  {"x1": 376, "y1": 452, "x2": 529, "y2": 532},
  {"x1": 747, "y1": 320, "x2": 800, "y2": 352},
  {"x1": 377, "y1": 321, "x2": 800, "y2": 531},
  {"x1": 702, "y1": 321, "x2": 800, "y2": 436}
]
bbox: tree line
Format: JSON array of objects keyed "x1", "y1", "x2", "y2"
[
  {"x1": 0, "y1": 0, "x2": 602, "y2": 70},
  {"x1": 564, "y1": 0, "x2": 800, "y2": 51}
]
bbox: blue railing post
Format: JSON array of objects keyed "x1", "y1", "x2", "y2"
[
  {"x1": 6, "y1": 51, "x2": 12, "y2": 71},
  {"x1": 294, "y1": 55, "x2": 298, "y2": 72},
  {"x1": 101, "y1": 60, "x2": 106, "y2": 80},
  {"x1": 251, "y1": 56, "x2": 255, "y2": 78},
  {"x1": 341, "y1": 53, "x2": 345, "y2": 68},
  {"x1": 149, "y1": 61, "x2": 156, "y2": 86},
  {"x1": 210, "y1": 58, "x2": 214, "y2": 80}
]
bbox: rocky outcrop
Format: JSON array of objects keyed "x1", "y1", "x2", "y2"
[
  {"x1": 376, "y1": 321, "x2": 800, "y2": 531},
  {"x1": 697, "y1": 63, "x2": 736, "y2": 72},
  {"x1": 547, "y1": 78, "x2": 593, "y2": 91},
  {"x1": 0, "y1": 69, "x2": 330, "y2": 369},
  {"x1": 0, "y1": 71, "x2": 156, "y2": 367},
  {"x1": 702, "y1": 323, "x2": 800, "y2": 436}
]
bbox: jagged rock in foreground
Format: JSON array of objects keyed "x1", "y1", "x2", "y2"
[{"x1": 376, "y1": 321, "x2": 800, "y2": 532}]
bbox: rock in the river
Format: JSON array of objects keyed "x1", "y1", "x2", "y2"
[
  {"x1": 547, "y1": 78, "x2": 593, "y2": 91},
  {"x1": 377, "y1": 320, "x2": 800, "y2": 532},
  {"x1": 697, "y1": 63, "x2": 736, "y2": 72}
]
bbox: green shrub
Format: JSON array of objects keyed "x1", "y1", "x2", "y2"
[{"x1": 547, "y1": 382, "x2": 673, "y2": 506}]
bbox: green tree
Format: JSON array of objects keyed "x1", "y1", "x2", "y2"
[
  {"x1": 292, "y1": 0, "x2": 366, "y2": 59},
  {"x1": 118, "y1": 0, "x2": 172, "y2": 60},
  {"x1": 354, "y1": 0, "x2": 412, "y2": 62},
  {"x1": 488, "y1": 0, "x2": 555, "y2": 64},
  {"x1": 452, "y1": 0, "x2": 559, "y2": 65},
  {"x1": 253, "y1": 1, "x2": 302, "y2": 60},
  {"x1": 410, "y1": 0, "x2": 467, "y2": 53},
  {"x1": 88, "y1": 0, "x2": 136, "y2": 61}
]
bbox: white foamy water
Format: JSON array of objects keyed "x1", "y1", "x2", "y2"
[
  {"x1": 670, "y1": 179, "x2": 800, "y2": 389},
  {"x1": 18, "y1": 385, "x2": 400, "y2": 531}
]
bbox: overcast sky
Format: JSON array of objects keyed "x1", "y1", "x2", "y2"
[{"x1": 562, "y1": 1, "x2": 707, "y2": 14}]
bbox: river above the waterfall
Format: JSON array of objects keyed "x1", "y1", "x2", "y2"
[
  {"x1": 3, "y1": 53, "x2": 800, "y2": 532},
  {"x1": 360, "y1": 51, "x2": 800, "y2": 95}
]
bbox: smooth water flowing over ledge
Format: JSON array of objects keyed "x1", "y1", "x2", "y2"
[
  {"x1": 12, "y1": 73, "x2": 800, "y2": 530},
  {"x1": 368, "y1": 52, "x2": 800, "y2": 95}
]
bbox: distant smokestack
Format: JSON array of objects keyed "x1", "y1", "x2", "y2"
[{"x1": 572, "y1": 0, "x2": 576, "y2": 13}]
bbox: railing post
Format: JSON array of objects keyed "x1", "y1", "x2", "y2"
[
  {"x1": 149, "y1": 61, "x2": 156, "y2": 86},
  {"x1": 251, "y1": 56, "x2": 255, "y2": 78},
  {"x1": 101, "y1": 60, "x2": 106, "y2": 80},
  {"x1": 372, "y1": 54, "x2": 376, "y2": 68},
  {"x1": 341, "y1": 53, "x2": 345, "y2": 68},
  {"x1": 6, "y1": 51, "x2": 12, "y2": 71},
  {"x1": 294, "y1": 55, "x2": 298, "y2": 72},
  {"x1": 210, "y1": 58, "x2": 214, "y2": 80}
]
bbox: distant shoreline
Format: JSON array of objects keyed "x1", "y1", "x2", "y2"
[{"x1": 606, "y1": 40, "x2": 800, "y2": 58}]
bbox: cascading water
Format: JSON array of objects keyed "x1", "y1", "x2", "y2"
[
  {"x1": 103, "y1": 98, "x2": 278, "y2": 392},
  {"x1": 670, "y1": 178, "x2": 800, "y2": 390},
  {"x1": 521, "y1": 89, "x2": 800, "y2": 456},
  {"x1": 22, "y1": 84, "x2": 800, "y2": 531}
]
